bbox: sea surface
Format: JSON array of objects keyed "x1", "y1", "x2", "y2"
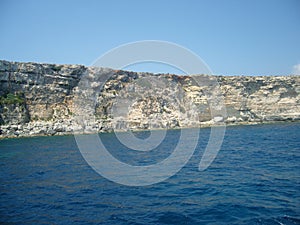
[{"x1": 0, "y1": 123, "x2": 299, "y2": 225}]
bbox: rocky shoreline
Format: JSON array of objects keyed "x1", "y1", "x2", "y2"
[
  {"x1": 1, "y1": 120, "x2": 300, "y2": 140},
  {"x1": 0, "y1": 60, "x2": 299, "y2": 139}
]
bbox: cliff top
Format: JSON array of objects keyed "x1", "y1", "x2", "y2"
[{"x1": 1, "y1": 59, "x2": 298, "y2": 78}]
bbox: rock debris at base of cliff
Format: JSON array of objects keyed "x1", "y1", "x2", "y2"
[{"x1": 0, "y1": 60, "x2": 299, "y2": 138}]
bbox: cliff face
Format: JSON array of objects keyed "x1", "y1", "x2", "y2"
[{"x1": 0, "y1": 60, "x2": 299, "y2": 138}]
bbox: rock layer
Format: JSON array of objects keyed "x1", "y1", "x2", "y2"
[{"x1": 0, "y1": 60, "x2": 299, "y2": 138}]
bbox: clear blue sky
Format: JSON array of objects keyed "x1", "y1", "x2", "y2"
[{"x1": 0, "y1": 0, "x2": 299, "y2": 75}]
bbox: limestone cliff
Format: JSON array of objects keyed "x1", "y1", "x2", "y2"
[{"x1": 0, "y1": 60, "x2": 299, "y2": 138}]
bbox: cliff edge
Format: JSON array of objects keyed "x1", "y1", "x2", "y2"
[{"x1": 0, "y1": 60, "x2": 299, "y2": 138}]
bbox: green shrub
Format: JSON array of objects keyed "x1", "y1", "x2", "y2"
[
  {"x1": 0, "y1": 93, "x2": 25, "y2": 105},
  {"x1": 52, "y1": 65, "x2": 63, "y2": 72}
]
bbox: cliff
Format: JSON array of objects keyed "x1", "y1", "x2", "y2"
[{"x1": 0, "y1": 60, "x2": 299, "y2": 138}]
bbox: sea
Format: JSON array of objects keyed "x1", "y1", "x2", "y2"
[{"x1": 0, "y1": 122, "x2": 299, "y2": 225}]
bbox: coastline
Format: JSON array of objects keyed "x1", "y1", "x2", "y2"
[
  {"x1": 1, "y1": 60, "x2": 299, "y2": 140},
  {"x1": 1, "y1": 120, "x2": 299, "y2": 140}
]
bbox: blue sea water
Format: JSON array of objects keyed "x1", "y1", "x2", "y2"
[{"x1": 0, "y1": 123, "x2": 299, "y2": 225}]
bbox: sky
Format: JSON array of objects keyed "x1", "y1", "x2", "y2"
[{"x1": 0, "y1": 0, "x2": 299, "y2": 75}]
